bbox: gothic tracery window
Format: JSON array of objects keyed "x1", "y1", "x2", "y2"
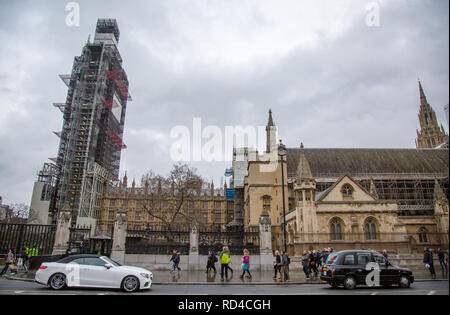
[
  {"x1": 341, "y1": 184, "x2": 354, "y2": 199},
  {"x1": 418, "y1": 227, "x2": 429, "y2": 243},
  {"x1": 364, "y1": 217, "x2": 378, "y2": 240},
  {"x1": 330, "y1": 217, "x2": 344, "y2": 241}
]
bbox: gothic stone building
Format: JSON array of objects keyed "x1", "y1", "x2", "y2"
[
  {"x1": 240, "y1": 83, "x2": 449, "y2": 255},
  {"x1": 97, "y1": 175, "x2": 234, "y2": 234}
]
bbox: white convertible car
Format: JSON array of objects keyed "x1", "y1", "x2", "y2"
[{"x1": 35, "y1": 254, "x2": 153, "y2": 292}]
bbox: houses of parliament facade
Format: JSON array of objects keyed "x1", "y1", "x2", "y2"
[{"x1": 98, "y1": 81, "x2": 448, "y2": 255}]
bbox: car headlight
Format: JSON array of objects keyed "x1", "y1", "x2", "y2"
[{"x1": 140, "y1": 273, "x2": 150, "y2": 279}]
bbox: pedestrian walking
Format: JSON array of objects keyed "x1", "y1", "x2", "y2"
[
  {"x1": 281, "y1": 251, "x2": 290, "y2": 282},
  {"x1": 170, "y1": 249, "x2": 178, "y2": 273},
  {"x1": 302, "y1": 250, "x2": 311, "y2": 280},
  {"x1": 437, "y1": 248, "x2": 448, "y2": 278},
  {"x1": 322, "y1": 248, "x2": 329, "y2": 264},
  {"x1": 18, "y1": 247, "x2": 29, "y2": 273},
  {"x1": 219, "y1": 246, "x2": 232, "y2": 281},
  {"x1": 309, "y1": 250, "x2": 319, "y2": 279},
  {"x1": 206, "y1": 251, "x2": 217, "y2": 273},
  {"x1": 423, "y1": 247, "x2": 436, "y2": 279},
  {"x1": 1, "y1": 248, "x2": 17, "y2": 277},
  {"x1": 175, "y1": 251, "x2": 181, "y2": 271},
  {"x1": 273, "y1": 250, "x2": 282, "y2": 280},
  {"x1": 316, "y1": 250, "x2": 323, "y2": 268},
  {"x1": 240, "y1": 249, "x2": 252, "y2": 279},
  {"x1": 382, "y1": 249, "x2": 389, "y2": 260}
]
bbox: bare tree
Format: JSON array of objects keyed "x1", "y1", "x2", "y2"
[
  {"x1": 1, "y1": 203, "x2": 30, "y2": 224},
  {"x1": 141, "y1": 163, "x2": 204, "y2": 232}
]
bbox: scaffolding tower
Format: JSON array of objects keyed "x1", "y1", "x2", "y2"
[{"x1": 49, "y1": 19, "x2": 131, "y2": 227}]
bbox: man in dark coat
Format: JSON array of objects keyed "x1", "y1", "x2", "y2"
[
  {"x1": 437, "y1": 248, "x2": 448, "y2": 278},
  {"x1": 423, "y1": 247, "x2": 436, "y2": 279}
]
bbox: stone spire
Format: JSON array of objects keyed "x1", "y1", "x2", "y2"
[
  {"x1": 210, "y1": 180, "x2": 215, "y2": 196},
  {"x1": 419, "y1": 80, "x2": 428, "y2": 106},
  {"x1": 416, "y1": 80, "x2": 449, "y2": 148},
  {"x1": 268, "y1": 109, "x2": 274, "y2": 126},
  {"x1": 266, "y1": 109, "x2": 277, "y2": 153},
  {"x1": 122, "y1": 172, "x2": 128, "y2": 188},
  {"x1": 131, "y1": 178, "x2": 136, "y2": 194},
  {"x1": 369, "y1": 178, "x2": 379, "y2": 199},
  {"x1": 296, "y1": 143, "x2": 313, "y2": 181}
]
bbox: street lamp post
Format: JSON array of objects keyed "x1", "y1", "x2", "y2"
[{"x1": 278, "y1": 140, "x2": 287, "y2": 253}]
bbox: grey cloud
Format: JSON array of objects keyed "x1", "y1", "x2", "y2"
[{"x1": 0, "y1": 0, "x2": 448, "y2": 205}]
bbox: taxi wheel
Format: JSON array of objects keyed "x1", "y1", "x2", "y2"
[
  {"x1": 343, "y1": 276, "x2": 357, "y2": 290},
  {"x1": 399, "y1": 275, "x2": 411, "y2": 288}
]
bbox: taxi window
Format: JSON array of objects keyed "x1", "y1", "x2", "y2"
[
  {"x1": 326, "y1": 253, "x2": 338, "y2": 264},
  {"x1": 373, "y1": 255, "x2": 387, "y2": 265},
  {"x1": 357, "y1": 254, "x2": 371, "y2": 265},
  {"x1": 343, "y1": 254, "x2": 355, "y2": 265}
]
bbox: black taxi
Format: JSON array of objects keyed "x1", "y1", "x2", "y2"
[{"x1": 320, "y1": 250, "x2": 414, "y2": 290}]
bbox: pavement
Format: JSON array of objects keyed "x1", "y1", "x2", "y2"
[
  {"x1": 0, "y1": 277, "x2": 448, "y2": 295},
  {"x1": 2, "y1": 267, "x2": 449, "y2": 285}
]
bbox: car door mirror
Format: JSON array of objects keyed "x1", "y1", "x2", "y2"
[{"x1": 104, "y1": 263, "x2": 113, "y2": 269}]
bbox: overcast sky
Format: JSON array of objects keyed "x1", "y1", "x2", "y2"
[{"x1": 0, "y1": 0, "x2": 448, "y2": 206}]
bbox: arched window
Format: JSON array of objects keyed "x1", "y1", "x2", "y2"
[
  {"x1": 364, "y1": 217, "x2": 378, "y2": 240},
  {"x1": 262, "y1": 195, "x2": 271, "y2": 212},
  {"x1": 330, "y1": 217, "x2": 344, "y2": 241},
  {"x1": 341, "y1": 184, "x2": 354, "y2": 199},
  {"x1": 418, "y1": 227, "x2": 429, "y2": 243}
]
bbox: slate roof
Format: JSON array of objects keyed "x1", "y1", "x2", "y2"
[{"x1": 286, "y1": 148, "x2": 449, "y2": 178}]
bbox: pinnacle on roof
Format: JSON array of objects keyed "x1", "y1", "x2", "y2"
[
  {"x1": 296, "y1": 143, "x2": 313, "y2": 181},
  {"x1": 268, "y1": 109, "x2": 275, "y2": 127},
  {"x1": 419, "y1": 80, "x2": 428, "y2": 105},
  {"x1": 369, "y1": 178, "x2": 379, "y2": 199},
  {"x1": 434, "y1": 178, "x2": 446, "y2": 201}
]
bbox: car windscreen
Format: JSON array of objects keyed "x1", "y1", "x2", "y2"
[{"x1": 101, "y1": 256, "x2": 121, "y2": 267}]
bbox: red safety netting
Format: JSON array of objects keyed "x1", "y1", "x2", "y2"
[{"x1": 107, "y1": 131, "x2": 127, "y2": 149}]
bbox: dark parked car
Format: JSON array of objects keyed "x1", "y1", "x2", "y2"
[{"x1": 320, "y1": 250, "x2": 414, "y2": 290}]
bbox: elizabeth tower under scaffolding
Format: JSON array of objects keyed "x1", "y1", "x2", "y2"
[{"x1": 49, "y1": 19, "x2": 131, "y2": 230}]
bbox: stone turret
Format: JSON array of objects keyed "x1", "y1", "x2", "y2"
[{"x1": 293, "y1": 143, "x2": 317, "y2": 240}]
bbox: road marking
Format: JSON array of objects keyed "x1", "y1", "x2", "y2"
[
  {"x1": 427, "y1": 290, "x2": 436, "y2": 295},
  {"x1": 371, "y1": 292, "x2": 378, "y2": 295},
  {"x1": 14, "y1": 291, "x2": 24, "y2": 294}
]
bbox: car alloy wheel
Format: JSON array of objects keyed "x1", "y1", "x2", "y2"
[
  {"x1": 49, "y1": 273, "x2": 66, "y2": 290},
  {"x1": 122, "y1": 276, "x2": 139, "y2": 292},
  {"x1": 343, "y1": 276, "x2": 356, "y2": 290},
  {"x1": 399, "y1": 275, "x2": 410, "y2": 288}
]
